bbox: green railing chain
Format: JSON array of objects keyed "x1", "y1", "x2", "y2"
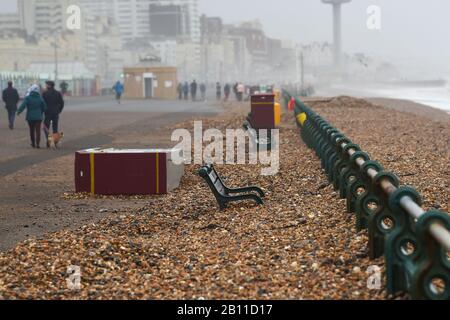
[{"x1": 283, "y1": 91, "x2": 450, "y2": 300}]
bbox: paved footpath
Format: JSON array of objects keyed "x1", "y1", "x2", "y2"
[
  {"x1": 0, "y1": 96, "x2": 221, "y2": 176},
  {"x1": 0, "y1": 96, "x2": 223, "y2": 251}
]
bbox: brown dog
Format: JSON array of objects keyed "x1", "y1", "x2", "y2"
[{"x1": 47, "y1": 132, "x2": 64, "y2": 149}]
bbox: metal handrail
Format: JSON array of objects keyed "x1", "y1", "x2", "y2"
[
  {"x1": 284, "y1": 90, "x2": 450, "y2": 298},
  {"x1": 286, "y1": 90, "x2": 450, "y2": 251},
  {"x1": 340, "y1": 139, "x2": 450, "y2": 251}
]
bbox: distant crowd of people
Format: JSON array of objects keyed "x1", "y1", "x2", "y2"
[
  {"x1": 176, "y1": 80, "x2": 206, "y2": 102},
  {"x1": 177, "y1": 81, "x2": 273, "y2": 103},
  {"x1": 2, "y1": 80, "x2": 65, "y2": 148}
]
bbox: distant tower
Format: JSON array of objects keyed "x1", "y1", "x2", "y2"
[{"x1": 322, "y1": 0, "x2": 351, "y2": 67}]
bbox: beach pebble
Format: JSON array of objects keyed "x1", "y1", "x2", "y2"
[
  {"x1": 0, "y1": 98, "x2": 446, "y2": 300},
  {"x1": 353, "y1": 267, "x2": 361, "y2": 274}
]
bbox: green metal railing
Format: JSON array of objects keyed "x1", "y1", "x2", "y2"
[{"x1": 283, "y1": 91, "x2": 450, "y2": 300}]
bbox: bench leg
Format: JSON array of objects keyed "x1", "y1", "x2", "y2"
[{"x1": 218, "y1": 201, "x2": 227, "y2": 211}]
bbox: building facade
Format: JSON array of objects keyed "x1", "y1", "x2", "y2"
[
  {"x1": 0, "y1": 13, "x2": 22, "y2": 35},
  {"x1": 0, "y1": 0, "x2": 35, "y2": 37},
  {"x1": 149, "y1": 0, "x2": 200, "y2": 43},
  {"x1": 123, "y1": 65, "x2": 177, "y2": 99},
  {"x1": 33, "y1": 0, "x2": 75, "y2": 37},
  {"x1": 108, "y1": 0, "x2": 200, "y2": 45},
  {"x1": 78, "y1": 0, "x2": 114, "y2": 19}
]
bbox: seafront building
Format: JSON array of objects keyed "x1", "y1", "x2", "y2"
[{"x1": 0, "y1": 0, "x2": 369, "y2": 91}]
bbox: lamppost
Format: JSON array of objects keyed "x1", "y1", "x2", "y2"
[
  {"x1": 53, "y1": 36, "x2": 59, "y2": 84},
  {"x1": 295, "y1": 46, "x2": 304, "y2": 94},
  {"x1": 300, "y1": 52, "x2": 304, "y2": 93}
]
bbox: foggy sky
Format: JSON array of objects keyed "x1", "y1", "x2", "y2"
[
  {"x1": 1, "y1": 0, "x2": 449, "y2": 74},
  {"x1": 0, "y1": 0, "x2": 16, "y2": 12},
  {"x1": 199, "y1": 0, "x2": 450, "y2": 74}
]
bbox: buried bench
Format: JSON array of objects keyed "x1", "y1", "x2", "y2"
[
  {"x1": 243, "y1": 119, "x2": 273, "y2": 150},
  {"x1": 75, "y1": 148, "x2": 184, "y2": 195},
  {"x1": 198, "y1": 164, "x2": 265, "y2": 210}
]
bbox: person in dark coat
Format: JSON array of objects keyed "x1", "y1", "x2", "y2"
[
  {"x1": 233, "y1": 82, "x2": 239, "y2": 100},
  {"x1": 17, "y1": 85, "x2": 47, "y2": 148},
  {"x1": 200, "y1": 83, "x2": 206, "y2": 101},
  {"x1": 216, "y1": 82, "x2": 221, "y2": 101},
  {"x1": 183, "y1": 82, "x2": 189, "y2": 100},
  {"x1": 2, "y1": 81, "x2": 20, "y2": 130},
  {"x1": 177, "y1": 83, "x2": 183, "y2": 100},
  {"x1": 42, "y1": 81, "x2": 64, "y2": 148},
  {"x1": 224, "y1": 83, "x2": 231, "y2": 102},
  {"x1": 190, "y1": 80, "x2": 198, "y2": 101},
  {"x1": 59, "y1": 81, "x2": 69, "y2": 96}
]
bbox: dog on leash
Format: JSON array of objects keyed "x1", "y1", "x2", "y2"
[{"x1": 47, "y1": 132, "x2": 64, "y2": 149}]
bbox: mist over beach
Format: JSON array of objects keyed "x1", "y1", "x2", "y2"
[
  {"x1": 313, "y1": 57, "x2": 450, "y2": 113},
  {"x1": 317, "y1": 81, "x2": 450, "y2": 113}
]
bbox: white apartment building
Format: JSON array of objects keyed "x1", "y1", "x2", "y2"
[
  {"x1": 151, "y1": 40, "x2": 177, "y2": 66},
  {"x1": 78, "y1": 0, "x2": 114, "y2": 19},
  {"x1": 0, "y1": 0, "x2": 35, "y2": 36},
  {"x1": 80, "y1": 14, "x2": 98, "y2": 73},
  {"x1": 177, "y1": 41, "x2": 201, "y2": 80},
  {"x1": 0, "y1": 0, "x2": 108, "y2": 76},
  {"x1": 0, "y1": 13, "x2": 21, "y2": 33},
  {"x1": 0, "y1": 0, "x2": 72, "y2": 37},
  {"x1": 112, "y1": 0, "x2": 152, "y2": 42},
  {"x1": 18, "y1": 0, "x2": 36, "y2": 36},
  {"x1": 33, "y1": 0, "x2": 99, "y2": 73},
  {"x1": 108, "y1": 0, "x2": 200, "y2": 44},
  {"x1": 33, "y1": 0, "x2": 73, "y2": 37},
  {"x1": 148, "y1": 0, "x2": 200, "y2": 42}
]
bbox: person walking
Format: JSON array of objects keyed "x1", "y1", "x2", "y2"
[
  {"x1": 17, "y1": 85, "x2": 47, "y2": 148},
  {"x1": 233, "y1": 82, "x2": 239, "y2": 100},
  {"x1": 190, "y1": 80, "x2": 198, "y2": 102},
  {"x1": 112, "y1": 81, "x2": 124, "y2": 104},
  {"x1": 200, "y1": 83, "x2": 206, "y2": 101},
  {"x1": 237, "y1": 82, "x2": 245, "y2": 102},
  {"x1": 224, "y1": 83, "x2": 231, "y2": 102},
  {"x1": 183, "y1": 82, "x2": 189, "y2": 100},
  {"x1": 177, "y1": 82, "x2": 183, "y2": 100},
  {"x1": 59, "y1": 81, "x2": 69, "y2": 96},
  {"x1": 42, "y1": 81, "x2": 64, "y2": 148},
  {"x1": 2, "y1": 81, "x2": 20, "y2": 130},
  {"x1": 216, "y1": 82, "x2": 221, "y2": 101}
]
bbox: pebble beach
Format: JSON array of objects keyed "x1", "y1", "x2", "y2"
[{"x1": 0, "y1": 96, "x2": 448, "y2": 300}]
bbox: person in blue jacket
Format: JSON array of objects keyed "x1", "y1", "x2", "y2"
[
  {"x1": 113, "y1": 81, "x2": 124, "y2": 104},
  {"x1": 17, "y1": 84, "x2": 47, "y2": 148}
]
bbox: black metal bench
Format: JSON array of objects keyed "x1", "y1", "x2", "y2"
[
  {"x1": 243, "y1": 119, "x2": 273, "y2": 150},
  {"x1": 199, "y1": 164, "x2": 265, "y2": 210}
]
